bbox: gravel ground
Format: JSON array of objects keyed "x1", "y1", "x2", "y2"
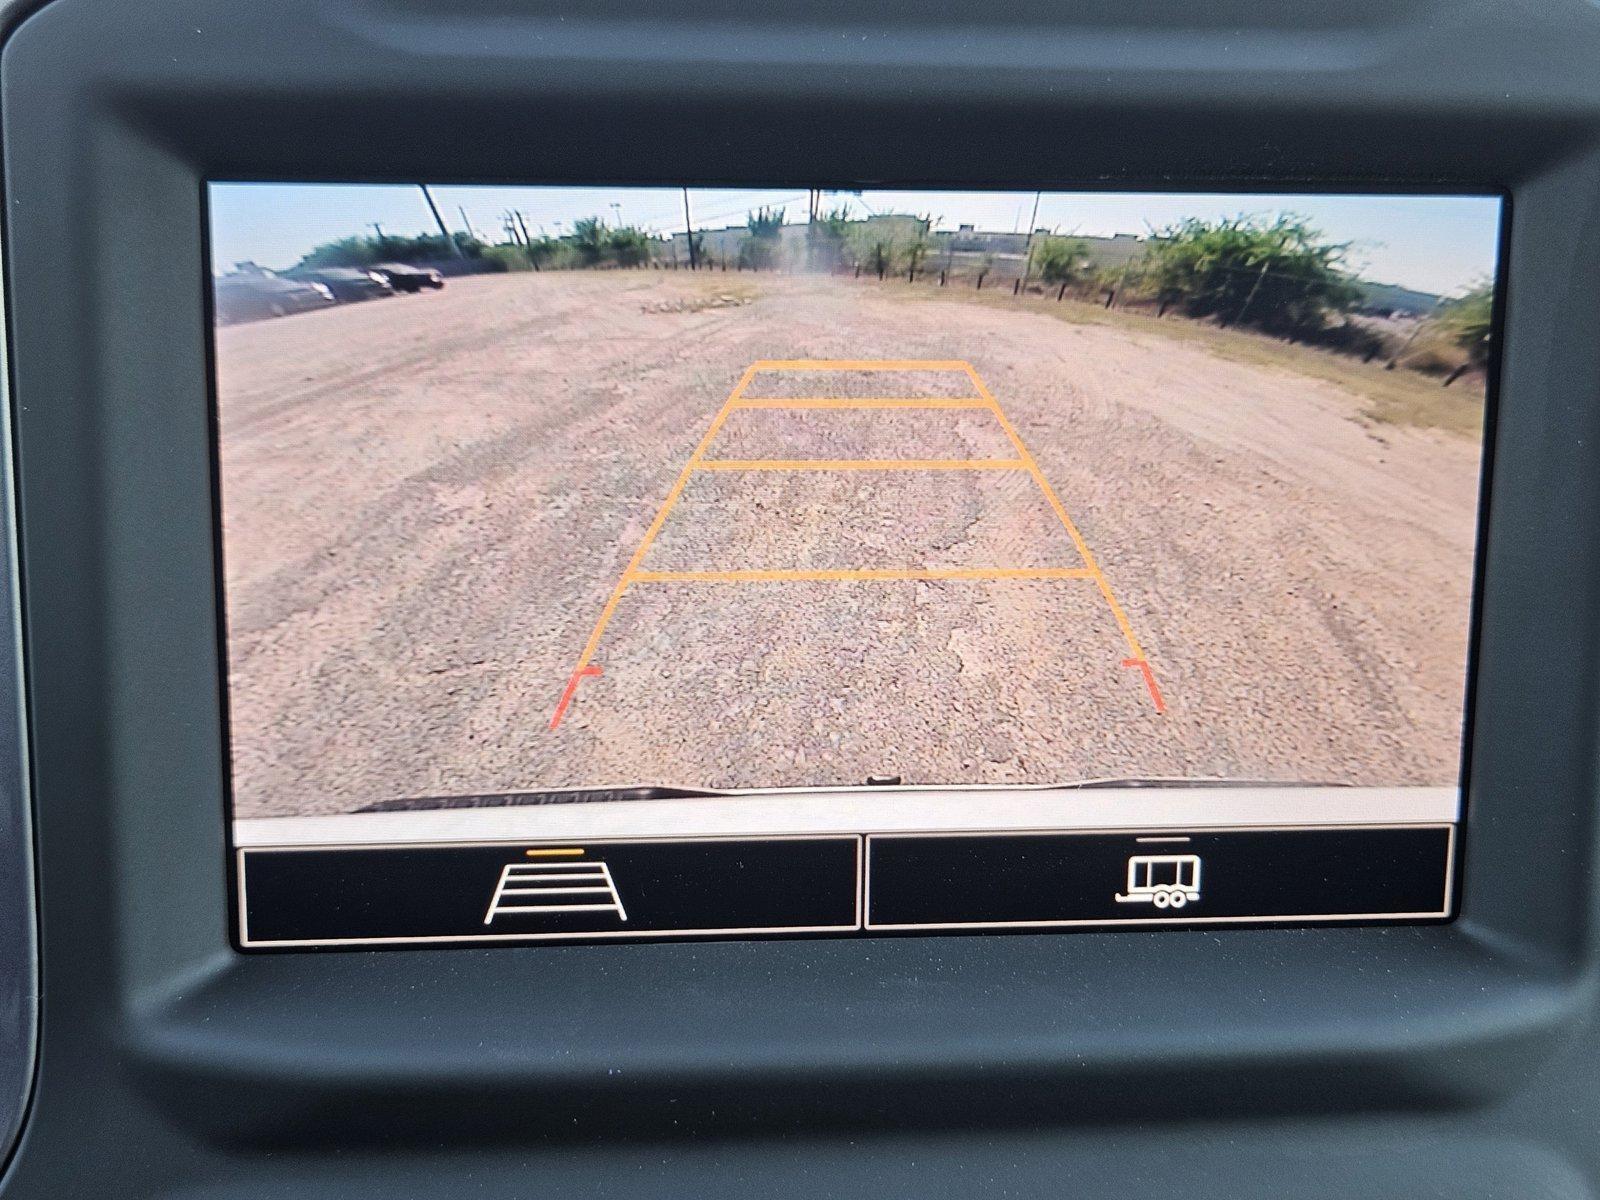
[{"x1": 216, "y1": 271, "x2": 1482, "y2": 818}]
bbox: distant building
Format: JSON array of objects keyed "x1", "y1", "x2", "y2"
[
  {"x1": 940, "y1": 225, "x2": 1030, "y2": 256},
  {"x1": 1077, "y1": 233, "x2": 1146, "y2": 271},
  {"x1": 658, "y1": 215, "x2": 1150, "y2": 277},
  {"x1": 666, "y1": 221, "x2": 809, "y2": 265},
  {"x1": 667, "y1": 214, "x2": 937, "y2": 266},
  {"x1": 857, "y1": 214, "x2": 930, "y2": 242},
  {"x1": 926, "y1": 229, "x2": 1150, "y2": 278}
]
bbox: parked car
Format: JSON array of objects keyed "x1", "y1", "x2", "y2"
[
  {"x1": 371, "y1": 263, "x2": 446, "y2": 292},
  {"x1": 291, "y1": 267, "x2": 395, "y2": 301},
  {"x1": 213, "y1": 271, "x2": 336, "y2": 324}
]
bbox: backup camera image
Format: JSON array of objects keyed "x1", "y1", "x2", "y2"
[
  {"x1": 212, "y1": 183, "x2": 1499, "y2": 819},
  {"x1": 212, "y1": 183, "x2": 1495, "y2": 942}
]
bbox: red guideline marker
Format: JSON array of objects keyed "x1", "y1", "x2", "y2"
[
  {"x1": 1121, "y1": 658, "x2": 1166, "y2": 714},
  {"x1": 549, "y1": 664, "x2": 603, "y2": 730}
]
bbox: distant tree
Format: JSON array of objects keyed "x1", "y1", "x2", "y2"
[
  {"x1": 1032, "y1": 236, "x2": 1089, "y2": 285},
  {"x1": 1090, "y1": 260, "x2": 1139, "y2": 307},
  {"x1": 294, "y1": 231, "x2": 486, "y2": 271},
  {"x1": 739, "y1": 206, "x2": 785, "y2": 269},
  {"x1": 571, "y1": 216, "x2": 609, "y2": 267},
  {"x1": 295, "y1": 235, "x2": 379, "y2": 269},
  {"x1": 609, "y1": 226, "x2": 650, "y2": 268},
  {"x1": 525, "y1": 235, "x2": 562, "y2": 270},
  {"x1": 808, "y1": 205, "x2": 857, "y2": 271},
  {"x1": 904, "y1": 235, "x2": 930, "y2": 280},
  {"x1": 869, "y1": 240, "x2": 892, "y2": 279},
  {"x1": 818, "y1": 206, "x2": 855, "y2": 240},
  {"x1": 746, "y1": 206, "x2": 785, "y2": 240},
  {"x1": 1145, "y1": 214, "x2": 1360, "y2": 336},
  {"x1": 1436, "y1": 282, "x2": 1495, "y2": 386},
  {"x1": 901, "y1": 214, "x2": 936, "y2": 279}
]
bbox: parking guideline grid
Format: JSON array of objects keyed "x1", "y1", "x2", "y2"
[{"x1": 548, "y1": 358, "x2": 1164, "y2": 728}]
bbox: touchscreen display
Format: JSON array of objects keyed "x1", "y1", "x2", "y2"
[{"x1": 211, "y1": 184, "x2": 1499, "y2": 947}]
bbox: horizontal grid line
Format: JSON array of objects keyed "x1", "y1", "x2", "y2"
[
  {"x1": 628, "y1": 567, "x2": 1096, "y2": 584},
  {"x1": 751, "y1": 359, "x2": 974, "y2": 371},
  {"x1": 731, "y1": 397, "x2": 991, "y2": 409},
  {"x1": 694, "y1": 458, "x2": 1025, "y2": 471}
]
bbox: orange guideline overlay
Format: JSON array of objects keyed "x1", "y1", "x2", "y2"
[{"x1": 548, "y1": 359, "x2": 1165, "y2": 729}]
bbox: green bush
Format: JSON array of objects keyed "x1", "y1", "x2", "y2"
[
  {"x1": 1032, "y1": 236, "x2": 1088, "y2": 284},
  {"x1": 1436, "y1": 283, "x2": 1494, "y2": 366},
  {"x1": 738, "y1": 206, "x2": 784, "y2": 269},
  {"x1": 571, "y1": 217, "x2": 608, "y2": 267},
  {"x1": 1146, "y1": 214, "x2": 1360, "y2": 336},
  {"x1": 808, "y1": 206, "x2": 856, "y2": 270},
  {"x1": 481, "y1": 245, "x2": 532, "y2": 273},
  {"x1": 295, "y1": 231, "x2": 488, "y2": 270},
  {"x1": 739, "y1": 237, "x2": 777, "y2": 269},
  {"x1": 609, "y1": 227, "x2": 651, "y2": 267}
]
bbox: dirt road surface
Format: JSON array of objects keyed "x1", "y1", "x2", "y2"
[{"x1": 216, "y1": 272, "x2": 1482, "y2": 819}]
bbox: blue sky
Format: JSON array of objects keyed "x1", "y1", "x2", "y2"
[{"x1": 209, "y1": 184, "x2": 1502, "y2": 297}]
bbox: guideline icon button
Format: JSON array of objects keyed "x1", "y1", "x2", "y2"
[
  {"x1": 483, "y1": 850, "x2": 628, "y2": 925},
  {"x1": 1114, "y1": 852, "x2": 1202, "y2": 910}
]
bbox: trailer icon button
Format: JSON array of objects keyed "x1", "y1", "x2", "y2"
[{"x1": 1114, "y1": 853, "x2": 1202, "y2": 909}]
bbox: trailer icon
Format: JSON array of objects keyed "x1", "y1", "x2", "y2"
[{"x1": 1114, "y1": 853, "x2": 1202, "y2": 909}]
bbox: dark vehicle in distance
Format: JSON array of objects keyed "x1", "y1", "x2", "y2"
[
  {"x1": 214, "y1": 271, "x2": 335, "y2": 325},
  {"x1": 291, "y1": 267, "x2": 395, "y2": 301},
  {"x1": 371, "y1": 263, "x2": 445, "y2": 292}
]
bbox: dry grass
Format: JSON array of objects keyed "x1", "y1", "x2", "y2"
[{"x1": 878, "y1": 278, "x2": 1488, "y2": 438}]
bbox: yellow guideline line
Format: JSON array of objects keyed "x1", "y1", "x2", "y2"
[
  {"x1": 631, "y1": 567, "x2": 1096, "y2": 584},
  {"x1": 525, "y1": 848, "x2": 585, "y2": 857},
  {"x1": 732, "y1": 397, "x2": 992, "y2": 410},
  {"x1": 751, "y1": 358, "x2": 976, "y2": 371},
  {"x1": 695, "y1": 458, "x2": 1024, "y2": 472},
  {"x1": 959, "y1": 361, "x2": 1149, "y2": 664},
  {"x1": 558, "y1": 365, "x2": 759, "y2": 691},
  {"x1": 555, "y1": 357, "x2": 1157, "y2": 726}
]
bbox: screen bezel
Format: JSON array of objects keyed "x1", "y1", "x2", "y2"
[
  {"x1": 203, "y1": 180, "x2": 1502, "y2": 949},
  {"x1": 4, "y1": 0, "x2": 1593, "y2": 1160}
]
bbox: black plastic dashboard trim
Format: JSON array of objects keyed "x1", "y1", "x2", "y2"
[{"x1": 2, "y1": 0, "x2": 1599, "y2": 1195}]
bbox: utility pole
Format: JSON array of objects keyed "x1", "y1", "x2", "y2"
[
  {"x1": 682, "y1": 187, "x2": 699, "y2": 270},
  {"x1": 457, "y1": 207, "x2": 477, "y2": 243},
  {"x1": 806, "y1": 188, "x2": 817, "y2": 270},
  {"x1": 1019, "y1": 190, "x2": 1042, "y2": 293},
  {"x1": 418, "y1": 184, "x2": 464, "y2": 258},
  {"x1": 512, "y1": 211, "x2": 539, "y2": 269}
]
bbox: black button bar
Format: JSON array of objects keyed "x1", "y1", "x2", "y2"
[{"x1": 237, "y1": 826, "x2": 1454, "y2": 948}]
